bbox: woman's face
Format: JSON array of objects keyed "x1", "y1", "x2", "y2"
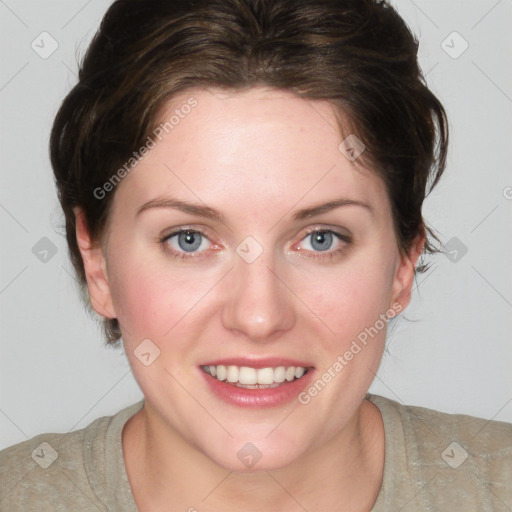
[{"x1": 81, "y1": 86, "x2": 417, "y2": 471}]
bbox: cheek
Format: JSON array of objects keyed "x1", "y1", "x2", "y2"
[
  {"x1": 107, "y1": 251, "x2": 221, "y2": 345},
  {"x1": 312, "y1": 266, "x2": 395, "y2": 385},
  {"x1": 109, "y1": 269, "x2": 166, "y2": 339},
  {"x1": 107, "y1": 252, "x2": 181, "y2": 341},
  {"x1": 299, "y1": 259, "x2": 396, "y2": 336}
]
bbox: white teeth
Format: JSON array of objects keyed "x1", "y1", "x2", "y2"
[
  {"x1": 285, "y1": 367, "x2": 296, "y2": 381},
  {"x1": 274, "y1": 366, "x2": 286, "y2": 383},
  {"x1": 202, "y1": 364, "x2": 308, "y2": 386},
  {"x1": 239, "y1": 366, "x2": 257, "y2": 385},
  {"x1": 256, "y1": 367, "x2": 274, "y2": 385},
  {"x1": 226, "y1": 365, "x2": 239, "y2": 383},
  {"x1": 216, "y1": 365, "x2": 227, "y2": 381},
  {"x1": 294, "y1": 367, "x2": 305, "y2": 379}
]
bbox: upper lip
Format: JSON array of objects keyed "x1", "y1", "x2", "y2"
[{"x1": 200, "y1": 357, "x2": 314, "y2": 369}]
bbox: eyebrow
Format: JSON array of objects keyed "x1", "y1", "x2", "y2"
[
  {"x1": 135, "y1": 196, "x2": 372, "y2": 222},
  {"x1": 136, "y1": 197, "x2": 225, "y2": 222},
  {"x1": 292, "y1": 198, "x2": 373, "y2": 220}
]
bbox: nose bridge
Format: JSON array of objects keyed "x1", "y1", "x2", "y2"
[{"x1": 221, "y1": 239, "x2": 295, "y2": 340}]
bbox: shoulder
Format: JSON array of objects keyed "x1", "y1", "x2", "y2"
[
  {"x1": 0, "y1": 401, "x2": 143, "y2": 512},
  {"x1": 0, "y1": 419, "x2": 106, "y2": 511},
  {"x1": 391, "y1": 396, "x2": 511, "y2": 464},
  {"x1": 368, "y1": 394, "x2": 512, "y2": 510}
]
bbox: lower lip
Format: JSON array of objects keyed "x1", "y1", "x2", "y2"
[{"x1": 199, "y1": 368, "x2": 315, "y2": 408}]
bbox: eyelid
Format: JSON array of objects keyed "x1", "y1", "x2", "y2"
[
  {"x1": 160, "y1": 225, "x2": 214, "y2": 242},
  {"x1": 289, "y1": 226, "x2": 353, "y2": 263},
  {"x1": 159, "y1": 226, "x2": 220, "y2": 257},
  {"x1": 159, "y1": 223, "x2": 352, "y2": 261},
  {"x1": 295, "y1": 224, "x2": 352, "y2": 244}
]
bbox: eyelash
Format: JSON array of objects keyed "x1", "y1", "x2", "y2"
[
  {"x1": 159, "y1": 226, "x2": 353, "y2": 262},
  {"x1": 160, "y1": 228, "x2": 217, "y2": 261},
  {"x1": 297, "y1": 227, "x2": 353, "y2": 261}
]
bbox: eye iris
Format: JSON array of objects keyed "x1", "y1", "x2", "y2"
[
  {"x1": 311, "y1": 231, "x2": 333, "y2": 252},
  {"x1": 178, "y1": 231, "x2": 202, "y2": 252}
]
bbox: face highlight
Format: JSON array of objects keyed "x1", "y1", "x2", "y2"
[{"x1": 81, "y1": 87, "x2": 416, "y2": 472}]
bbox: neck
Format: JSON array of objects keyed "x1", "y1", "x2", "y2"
[{"x1": 122, "y1": 399, "x2": 384, "y2": 512}]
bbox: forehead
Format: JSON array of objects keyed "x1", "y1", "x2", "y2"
[{"x1": 113, "y1": 86, "x2": 388, "y2": 216}]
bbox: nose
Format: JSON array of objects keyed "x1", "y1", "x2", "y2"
[{"x1": 221, "y1": 248, "x2": 296, "y2": 342}]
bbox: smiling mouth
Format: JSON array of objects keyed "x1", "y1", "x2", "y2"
[{"x1": 201, "y1": 364, "x2": 311, "y2": 389}]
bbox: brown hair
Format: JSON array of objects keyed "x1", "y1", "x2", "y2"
[{"x1": 50, "y1": 0, "x2": 448, "y2": 345}]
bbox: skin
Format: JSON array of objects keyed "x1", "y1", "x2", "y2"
[{"x1": 75, "y1": 86, "x2": 424, "y2": 511}]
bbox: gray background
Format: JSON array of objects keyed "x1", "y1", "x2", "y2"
[{"x1": 1, "y1": 0, "x2": 511, "y2": 450}]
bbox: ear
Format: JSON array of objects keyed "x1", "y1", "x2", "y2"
[
  {"x1": 390, "y1": 230, "x2": 425, "y2": 311},
  {"x1": 74, "y1": 207, "x2": 116, "y2": 319}
]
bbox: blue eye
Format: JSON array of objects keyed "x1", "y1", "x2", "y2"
[
  {"x1": 162, "y1": 229, "x2": 211, "y2": 258},
  {"x1": 296, "y1": 229, "x2": 352, "y2": 261},
  {"x1": 307, "y1": 231, "x2": 334, "y2": 252},
  {"x1": 300, "y1": 230, "x2": 346, "y2": 252},
  {"x1": 160, "y1": 227, "x2": 352, "y2": 262},
  {"x1": 175, "y1": 230, "x2": 204, "y2": 252}
]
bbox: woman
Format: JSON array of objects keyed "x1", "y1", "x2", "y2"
[{"x1": 1, "y1": 0, "x2": 510, "y2": 510}]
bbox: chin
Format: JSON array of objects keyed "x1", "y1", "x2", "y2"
[{"x1": 199, "y1": 430, "x2": 309, "y2": 473}]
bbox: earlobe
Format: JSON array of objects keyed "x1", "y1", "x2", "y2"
[
  {"x1": 391, "y1": 233, "x2": 425, "y2": 311},
  {"x1": 74, "y1": 207, "x2": 116, "y2": 319}
]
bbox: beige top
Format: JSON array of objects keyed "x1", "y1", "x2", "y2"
[{"x1": 1, "y1": 394, "x2": 511, "y2": 511}]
